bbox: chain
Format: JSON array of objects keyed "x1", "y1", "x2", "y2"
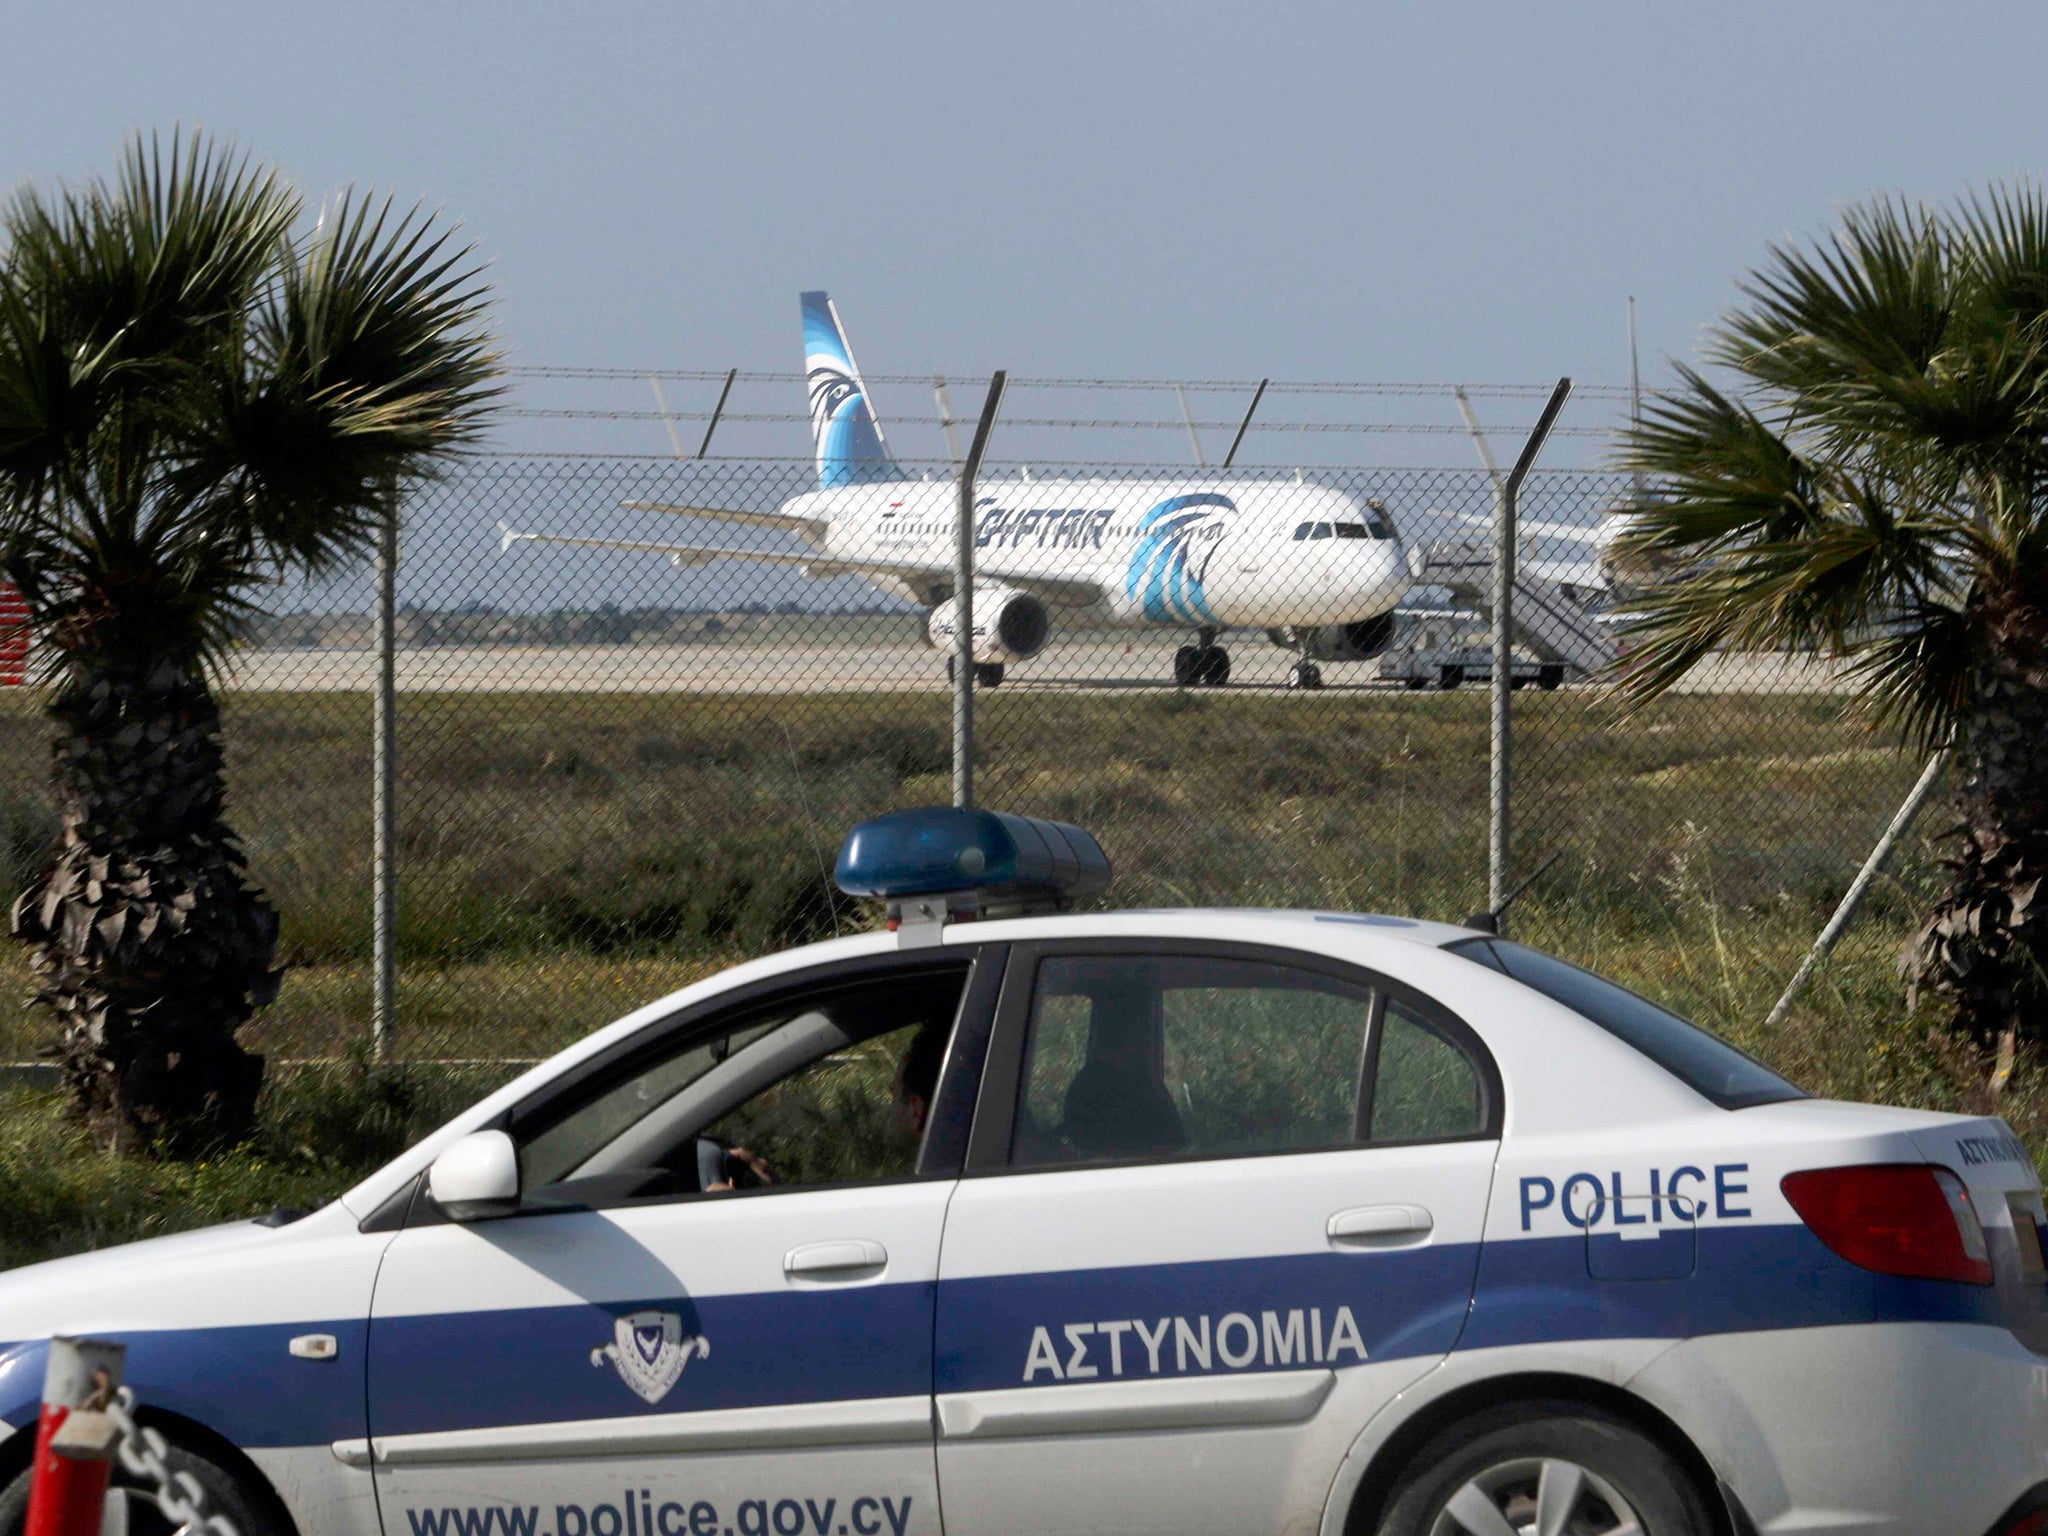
[{"x1": 106, "y1": 1388, "x2": 239, "y2": 1536}]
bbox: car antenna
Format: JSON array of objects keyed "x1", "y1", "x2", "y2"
[{"x1": 1462, "y1": 847, "x2": 1566, "y2": 935}]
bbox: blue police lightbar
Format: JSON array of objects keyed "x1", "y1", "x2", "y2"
[{"x1": 835, "y1": 808, "x2": 1111, "y2": 925}]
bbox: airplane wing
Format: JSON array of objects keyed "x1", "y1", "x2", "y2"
[
  {"x1": 621, "y1": 501, "x2": 830, "y2": 538},
  {"x1": 498, "y1": 525, "x2": 1103, "y2": 608}
]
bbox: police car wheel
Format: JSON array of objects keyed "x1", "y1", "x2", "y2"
[
  {"x1": 0, "y1": 1437, "x2": 283, "y2": 1536},
  {"x1": 1378, "y1": 1403, "x2": 1712, "y2": 1536}
]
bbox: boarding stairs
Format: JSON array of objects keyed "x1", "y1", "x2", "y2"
[{"x1": 1409, "y1": 538, "x2": 1619, "y2": 677}]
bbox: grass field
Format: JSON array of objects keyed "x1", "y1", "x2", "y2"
[{"x1": 1, "y1": 679, "x2": 2033, "y2": 1268}]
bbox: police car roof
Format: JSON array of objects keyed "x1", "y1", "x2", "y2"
[{"x1": 939, "y1": 906, "x2": 1482, "y2": 951}]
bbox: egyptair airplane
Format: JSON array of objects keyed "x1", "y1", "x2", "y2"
[{"x1": 501, "y1": 292, "x2": 1415, "y2": 688}]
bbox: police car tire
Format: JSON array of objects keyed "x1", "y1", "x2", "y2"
[
  {"x1": 1376, "y1": 1401, "x2": 1713, "y2": 1536},
  {"x1": 0, "y1": 1436, "x2": 283, "y2": 1536}
]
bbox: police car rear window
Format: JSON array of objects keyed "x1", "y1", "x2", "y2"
[{"x1": 1448, "y1": 938, "x2": 1804, "y2": 1109}]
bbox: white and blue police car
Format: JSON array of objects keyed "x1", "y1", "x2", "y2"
[{"x1": 2, "y1": 809, "x2": 2046, "y2": 1536}]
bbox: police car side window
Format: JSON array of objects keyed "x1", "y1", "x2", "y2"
[
  {"x1": 512, "y1": 964, "x2": 970, "y2": 1206},
  {"x1": 1369, "y1": 999, "x2": 1485, "y2": 1142},
  {"x1": 1011, "y1": 955, "x2": 1374, "y2": 1166},
  {"x1": 1448, "y1": 938, "x2": 1803, "y2": 1109}
]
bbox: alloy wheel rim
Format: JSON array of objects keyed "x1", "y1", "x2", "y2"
[{"x1": 1427, "y1": 1455, "x2": 1645, "y2": 1536}]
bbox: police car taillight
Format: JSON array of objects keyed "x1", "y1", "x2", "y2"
[{"x1": 1781, "y1": 1164, "x2": 1993, "y2": 1286}]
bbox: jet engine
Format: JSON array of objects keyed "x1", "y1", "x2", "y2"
[
  {"x1": 1278, "y1": 613, "x2": 1400, "y2": 662},
  {"x1": 925, "y1": 585, "x2": 1052, "y2": 663}
]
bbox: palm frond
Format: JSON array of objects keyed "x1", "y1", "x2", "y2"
[
  {"x1": 1610, "y1": 180, "x2": 2048, "y2": 753},
  {"x1": 0, "y1": 130, "x2": 502, "y2": 660}
]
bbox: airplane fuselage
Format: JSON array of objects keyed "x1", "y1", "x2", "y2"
[{"x1": 784, "y1": 475, "x2": 1413, "y2": 630}]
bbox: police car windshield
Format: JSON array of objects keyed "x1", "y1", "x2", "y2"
[{"x1": 1448, "y1": 938, "x2": 1804, "y2": 1109}]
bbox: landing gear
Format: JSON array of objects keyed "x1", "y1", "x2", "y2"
[
  {"x1": 1287, "y1": 660, "x2": 1324, "y2": 691},
  {"x1": 946, "y1": 658, "x2": 1007, "y2": 688},
  {"x1": 1438, "y1": 664, "x2": 1464, "y2": 691},
  {"x1": 1173, "y1": 630, "x2": 1230, "y2": 687}
]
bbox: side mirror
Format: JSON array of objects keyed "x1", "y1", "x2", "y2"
[{"x1": 427, "y1": 1129, "x2": 521, "y2": 1221}]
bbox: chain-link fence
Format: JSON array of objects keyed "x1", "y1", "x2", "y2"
[{"x1": 0, "y1": 447, "x2": 1942, "y2": 1091}]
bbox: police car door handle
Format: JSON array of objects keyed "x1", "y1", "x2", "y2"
[
  {"x1": 1327, "y1": 1205, "x2": 1433, "y2": 1246},
  {"x1": 784, "y1": 1239, "x2": 888, "y2": 1279}
]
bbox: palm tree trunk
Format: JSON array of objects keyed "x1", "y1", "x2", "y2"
[
  {"x1": 1906, "y1": 588, "x2": 2048, "y2": 1071},
  {"x1": 8, "y1": 636, "x2": 277, "y2": 1154}
]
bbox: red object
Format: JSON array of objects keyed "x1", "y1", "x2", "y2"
[
  {"x1": 23, "y1": 1338, "x2": 124, "y2": 1536},
  {"x1": 0, "y1": 583, "x2": 26, "y2": 687},
  {"x1": 23, "y1": 1409, "x2": 111, "y2": 1536},
  {"x1": 1782, "y1": 1163, "x2": 1994, "y2": 1286}
]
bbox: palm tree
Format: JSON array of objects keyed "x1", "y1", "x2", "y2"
[
  {"x1": 0, "y1": 134, "x2": 498, "y2": 1152},
  {"x1": 1612, "y1": 185, "x2": 2048, "y2": 1074}
]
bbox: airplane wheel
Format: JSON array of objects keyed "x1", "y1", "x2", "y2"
[
  {"x1": 1539, "y1": 664, "x2": 1565, "y2": 691},
  {"x1": 974, "y1": 663, "x2": 1005, "y2": 688},
  {"x1": 1439, "y1": 665, "x2": 1463, "y2": 691},
  {"x1": 1172, "y1": 645, "x2": 1198, "y2": 687},
  {"x1": 1288, "y1": 661, "x2": 1323, "y2": 691},
  {"x1": 1199, "y1": 648, "x2": 1231, "y2": 687}
]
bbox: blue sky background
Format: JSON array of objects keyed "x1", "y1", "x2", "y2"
[{"x1": 6, "y1": 3, "x2": 2044, "y2": 604}]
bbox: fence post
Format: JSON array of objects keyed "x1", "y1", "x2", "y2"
[
  {"x1": 1489, "y1": 378, "x2": 1573, "y2": 926},
  {"x1": 25, "y1": 1337, "x2": 125, "y2": 1536},
  {"x1": 1765, "y1": 747, "x2": 1950, "y2": 1028},
  {"x1": 953, "y1": 373, "x2": 1007, "y2": 810},
  {"x1": 372, "y1": 483, "x2": 398, "y2": 1062}
]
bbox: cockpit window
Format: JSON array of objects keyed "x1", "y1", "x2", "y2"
[
  {"x1": 1366, "y1": 510, "x2": 1395, "y2": 540},
  {"x1": 1334, "y1": 523, "x2": 1368, "y2": 539},
  {"x1": 1293, "y1": 522, "x2": 1313, "y2": 540},
  {"x1": 1310, "y1": 523, "x2": 1334, "y2": 540}
]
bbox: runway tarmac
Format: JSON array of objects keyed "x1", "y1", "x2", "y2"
[{"x1": 219, "y1": 641, "x2": 1858, "y2": 696}]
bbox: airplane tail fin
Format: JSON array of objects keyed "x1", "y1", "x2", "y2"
[{"x1": 802, "y1": 291, "x2": 904, "y2": 488}]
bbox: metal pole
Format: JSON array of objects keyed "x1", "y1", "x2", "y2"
[
  {"x1": 696, "y1": 368, "x2": 738, "y2": 459},
  {"x1": 1765, "y1": 749, "x2": 1950, "y2": 1028},
  {"x1": 648, "y1": 376, "x2": 687, "y2": 460},
  {"x1": 954, "y1": 372, "x2": 1006, "y2": 809},
  {"x1": 24, "y1": 1337, "x2": 124, "y2": 1536},
  {"x1": 372, "y1": 486, "x2": 398, "y2": 1063},
  {"x1": 934, "y1": 377, "x2": 963, "y2": 469},
  {"x1": 1453, "y1": 387, "x2": 1506, "y2": 490},
  {"x1": 1489, "y1": 378, "x2": 1573, "y2": 924},
  {"x1": 1222, "y1": 379, "x2": 1268, "y2": 469},
  {"x1": 1173, "y1": 384, "x2": 1207, "y2": 467},
  {"x1": 1628, "y1": 297, "x2": 1647, "y2": 502}
]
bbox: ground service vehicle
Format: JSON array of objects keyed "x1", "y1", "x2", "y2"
[{"x1": 2, "y1": 810, "x2": 2045, "y2": 1536}]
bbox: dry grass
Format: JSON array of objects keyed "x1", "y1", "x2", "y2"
[{"x1": 0, "y1": 680, "x2": 2032, "y2": 1265}]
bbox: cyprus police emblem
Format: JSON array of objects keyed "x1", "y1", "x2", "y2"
[{"x1": 589, "y1": 1311, "x2": 710, "y2": 1404}]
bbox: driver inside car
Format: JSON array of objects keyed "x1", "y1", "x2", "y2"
[{"x1": 702, "y1": 1018, "x2": 949, "y2": 1192}]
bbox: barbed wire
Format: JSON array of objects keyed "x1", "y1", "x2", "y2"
[
  {"x1": 509, "y1": 365, "x2": 1636, "y2": 400},
  {"x1": 466, "y1": 449, "x2": 1629, "y2": 466},
  {"x1": 500, "y1": 406, "x2": 1614, "y2": 437}
]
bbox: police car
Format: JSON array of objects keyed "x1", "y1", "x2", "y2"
[{"x1": 2, "y1": 809, "x2": 2045, "y2": 1536}]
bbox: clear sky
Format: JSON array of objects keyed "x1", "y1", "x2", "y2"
[{"x1": 8, "y1": 1, "x2": 2046, "y2": 468}]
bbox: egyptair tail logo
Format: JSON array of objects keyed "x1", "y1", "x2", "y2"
[
  {"x1": 1125, "y1": 493, "x2": 1236, "y2": 624},
  {"x1": 801, "y1": 290, "x2": 903, "y2": 489},
  {"x1": 590, "y1": 1310, "x2": 710, "y2": 1404}
]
